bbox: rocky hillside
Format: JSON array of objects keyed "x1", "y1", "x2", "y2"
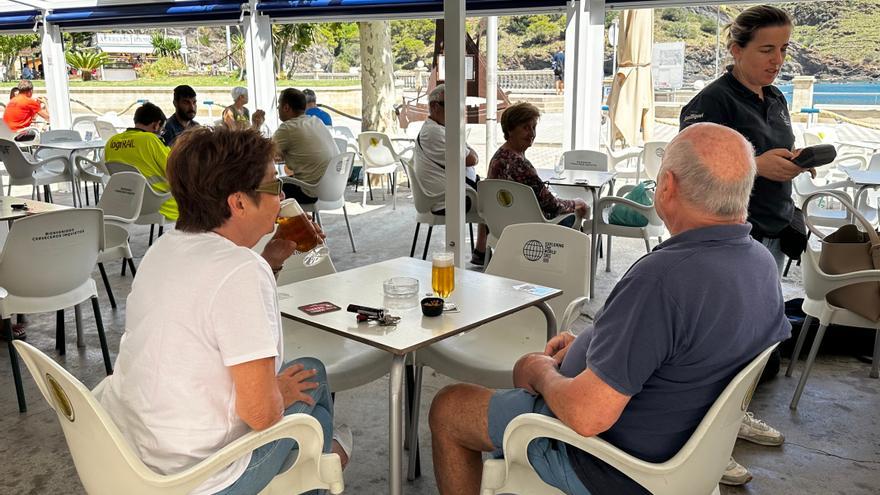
[{"x1": 651, "y1": 1, "x2": 880, "y2": 83}]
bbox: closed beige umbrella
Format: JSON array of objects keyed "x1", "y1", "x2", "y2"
[{"x1": 608, "y1": 9, "x2": 655, "y2": 148}]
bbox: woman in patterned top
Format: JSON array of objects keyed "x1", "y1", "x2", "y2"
[{"x1": 488, "y1": 102, "x2": 588, "y2": 222}]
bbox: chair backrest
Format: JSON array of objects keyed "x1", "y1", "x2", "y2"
[
  {"x1": 640, "y1": 141, "x2": 667, "y2": 181},
  {"x1": 631, "y1": 344, "x2": 777, "y2": 493},
  {"x1": 403, "y1": 161, "x2": 441, "y2": 214},
  {"x1": 97, "y1": 172, "x2": 146, "y2": 224},
  {"x1": 486, "y1": 223, "x2": 590, "y2": 317},
  {"x1": 559, "y1": 150, "x2": 608, "y2": 172},
  {"x1": 0, "y1": 209, "x2": 104, "y2": 298},
  {"x1": 868, "y1": 152, "x2": 880, "y2": 173},
  {"x1": 0, "y1": 137, "x2": 37, "y2": 179},
  {"x1": 314, "y1": 152, "x2": 355, "y2": 202},
  {"x1": 12, "y1": 340, "x2": 193, "y2": 494},
  {"x1": 105, "y1": 161, "x2": 140, "y2": 175},
  {"x1": 95, "y1": 119, "x2": 119, "y2": 140},
  {"x1": 72, "y1": 115, "x2": 99, "y2": 140},
  {"x1": 0, "y1": 119, "x2": 17, "y2": 139},
  {"x1": 358, "y1": 131, "x2": 399, "y2": 169},
  {"x1": 802, "y1": 126, "x2": 838, "y2": 147},
  {"x1": 333, "y1": 137, "x2": 348, "y2": 154},
  {"x1": 330, "y1": 125, "x2": 355, "y2": 141},
  {"x1": 477, "y1": 179, "x2": 547, "y2": 240},
  {"x1": 40, "y1": 129, "x2": 82, "y2": 143}
]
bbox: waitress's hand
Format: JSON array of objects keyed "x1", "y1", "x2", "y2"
[{"x1": 755, "y1": 148, "x2": 802, "y2": 182}]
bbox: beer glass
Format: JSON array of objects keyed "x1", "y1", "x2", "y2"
[
  {"x1": 276, "y1": 199, "x2": 328, "y2": 267},
  {"x1": 431, "y1": 251, "x2": 455, "y2": 299}
]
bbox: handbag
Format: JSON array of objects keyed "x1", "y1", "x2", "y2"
[
  {"x1": 803, "y1": 192, "x2": 880, "y2": 322},
  {"x1": 608, "y1": 180, "x2": 655, "y2": 228}
]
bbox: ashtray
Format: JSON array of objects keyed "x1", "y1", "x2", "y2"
[
  {"x1": 421, "y1": 296, "x2": 444, "y2": 317},
  {"x1": 383, "y1": 277, "x2": 419, "y2": 298}
]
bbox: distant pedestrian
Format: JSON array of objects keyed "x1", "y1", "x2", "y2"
[
  {"x1": 303, "y1": 89, "x2": 333, "y2": 126},
  {"x1": 551, "y1": 50, "x2": 565, "y2": 95}
]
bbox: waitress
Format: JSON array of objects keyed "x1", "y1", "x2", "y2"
[{"x1": 680, "y1": 4, "x2": 810, "y2": 275}]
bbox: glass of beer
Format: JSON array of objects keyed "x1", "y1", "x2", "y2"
[
  {"x1": 431, "y1": 251, "x2": 455, "y2": 299},
  {"x1": 276, "y1": 199, "x2": 328, "y2": 267}
]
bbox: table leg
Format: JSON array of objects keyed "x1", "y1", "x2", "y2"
[
  {"x1": 390, "y1": 354, "x2": 405, "y2": 495},
  {"x1": 536, "y1": 301, "x2": 558, "y2": 341},
  {"x1": 589, "y1": 187, "x2": 599, "y2": 299},
  {"x1": 74, "y1": 304, "x2": 84, "y2": 347}
]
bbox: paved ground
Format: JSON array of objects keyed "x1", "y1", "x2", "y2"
[{"x1": 0, "y1": 134, "x2": 878, "y2": 493}]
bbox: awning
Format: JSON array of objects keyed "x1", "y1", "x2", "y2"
[
  {"x1": 258, "y1": 0, "x2": 568, "y2": 21},
  {"x1": 45, "y1": 1, "x2": 246, "y2": 30},
  {"x1": 0, "y1": 10, "x2": 39, "y2": 33}
]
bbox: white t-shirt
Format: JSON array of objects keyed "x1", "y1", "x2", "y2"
[
  {"x1": 413, "y1": 118, "x2": 476, "y2": 211},
  {"x1": 96, "y1": 230, "x2": 282, "y2": 495},
  {"x1": 273, "y1": 114, "x2": 339, "y2": 197}
]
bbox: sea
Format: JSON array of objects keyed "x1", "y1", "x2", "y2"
[{"x1": 776, "y1": 82, "x2": 880, "y2": 107}]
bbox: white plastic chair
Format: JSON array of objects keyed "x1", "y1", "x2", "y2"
[
  {"x1": 0, "y1": 137, "x2": 72, "y2": 202},
  {"x1": 72, "y1": 115, "x2": 100, "y2": 141},
  {"x1": 792, "y1": 175, "x2": 878, "y2": 229},
  {"x1": 0, "y1": 119, "x2": 40, "y2": 143},
  {"x1": 606, "y1": 145, "x2": 644, "y2": 185},
  {"x1": 12, "y1": 340, "x2": 344, "y2": 495},
  {"x1": 403, "y1": 161, "x2": 482, "y2": 259},
  {"x1": 409, "y1": 223, "x2": 591, "y2": 478},
  {"x1": 786, "y1": 192, "x2": 880, "y2": 410},
  {"x1": 480, "y1": 344, "x2": 779, "y2": 495},
  {"x1": 0, "y1": 209, "x2": 113, "y2": 413},
  {"x1": 357, "y1": 131, "x2": 407, "y2": 209},
  {"x1": 596, "y1": 184, "x2": 666, "y2": 272},
  {"x1": 552, "y1": 150, "x2": 610, "y2": 203},
  {"x1": 95, "y1": 118, "x2": 120, "y2": 141},
  {"x1": 477, "y1": 179, "x2": 582, "y2": 250},
  {"x1": 95, "y1": 172, "x2": 146, "y2": 309},
  {"x1": 281, "y1": 152, "x2": 357, "y2": 253},
  {"x1": 640, "y1": 141, "x2": 668, "y2": 181},
  {"x1": 106, "y1": 161, "x2": 172, "y2": 245},
  {"x1": 74, "y1": 155, "x2": 110, "y2": 206},
  {"x1": 802, "y1": 126, "x2": 868, "y2": 181}
]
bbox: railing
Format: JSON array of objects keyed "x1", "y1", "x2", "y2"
[{"x1": 286, "y1": 69, "x2": 561, "y2": 92}]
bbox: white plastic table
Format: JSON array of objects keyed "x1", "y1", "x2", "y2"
[
  {"x1": 277, "y1": 257, "x2": 560, "y2": 495},
  {"x1": 538, "y1": 168, "x2": 616, "y2": 298},
  {"x1": 844, "y1": 169, "x2": 880, "y2": 203},
  {"x1": 36, "y1": 139, "x2": 105, "y2": 207}
]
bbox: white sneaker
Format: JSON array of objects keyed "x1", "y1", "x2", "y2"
[
  {"x1": 720, "y1": 457, "x2": 752, "y2": 486},
  {"x1": 738, "y1": 412, "x2": 785, "y2": 446}
]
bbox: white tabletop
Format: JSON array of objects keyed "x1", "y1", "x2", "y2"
[
  {"x1": 538, "y1": 168, "x2": 617, "y2": 188},
  {"x1": 844, "y1": 168, "x2": 880, "y2": 186},
  {"x1": 277, "y1": 257, "x2": 561, "y2": 355},
  {"x1": 37, "y1": 139, "x2": 106, "y2": 151},
  {"x1": 0, "y1": 197, "x2": 69, "y2": 222}
]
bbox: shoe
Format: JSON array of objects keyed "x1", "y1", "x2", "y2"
[
  {"x1": 332, "y1": 424, "x2": 353, "y2": 464},
  {"x1": 1, "y1": 323, "x2": 26, "y2": 342},
  {"x1": 720, "y1": 457, "x2": 752, "y2": 486},
  {"x1": 470, "y1": 249, "x2": 485, "y2": 266},
  {"x1": 738, "y1": 412, "x2": 784, "y2": 446}
]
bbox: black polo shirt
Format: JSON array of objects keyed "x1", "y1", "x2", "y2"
[{"x1": 679, "y1": 69, "x2": 795, "y2": 236}]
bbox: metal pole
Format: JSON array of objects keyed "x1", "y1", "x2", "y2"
[
  {"x1": 486, "y1": 16, "x2": 498, "y2": 155},
  {"x1": 715, "y1": 6, "x2": 720, "y2": 79},
  {"x1": 443, "y1": 0, "x2": 466, "y2": 266},
  {"x1": 226, "y1": 25, "x2": 233, "y2": 72}
]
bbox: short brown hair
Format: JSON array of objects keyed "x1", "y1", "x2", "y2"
[
  {"x1": 726, "y1": 5, "x2": 792, "y2": 50},
  {"x1": 500, "y1": 102, "x2": 541, "y2": 140},
  {"x1": 167, "y1": 127, "x2": 277, "y2": 232}
]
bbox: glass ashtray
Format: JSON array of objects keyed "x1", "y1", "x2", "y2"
[{"x1": 383, "y1": 277, "x2": 420, "y2": 298}]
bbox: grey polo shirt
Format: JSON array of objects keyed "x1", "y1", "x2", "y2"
[{"x1": 558, "y1": 223, "x2": 791, "y2": 493}]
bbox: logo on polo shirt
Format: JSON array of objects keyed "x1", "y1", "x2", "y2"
[{"x1": 683, "y1": 112, "x2": 704, "y2": 122}]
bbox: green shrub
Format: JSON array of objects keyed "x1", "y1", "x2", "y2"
[
  {"x1": 661, "y1": 8, "x2": 685, "y2": 22},
  {"x1": 700, "y1": 18, "x2": 717, "y2": 34},
  {"x1": 137, "y1": 56, "x2": 187, "y2": 79}
]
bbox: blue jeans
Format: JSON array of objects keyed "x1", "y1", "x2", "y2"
[
  {"x1": 214, "y1": 357, "x2": 334, "y2": 495},
  {"x1": 488, "y1": 389, "x2": 591, "y2": 495},
  {"x1": 760, "y1": 237, "x2": 785, "y2": 277}
]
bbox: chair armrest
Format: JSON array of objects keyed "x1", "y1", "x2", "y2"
[
  {"x1": 597, "y1": 196, "x2": 654, "y2": 213},
  {"x1": 33, "y1": 154, "x2": 70, "y2": 170},
  {"x1": 545, "y1": 211, "x2": 582, "y2": 229},
  {"x1": 281, "y1": 175, "x2": 318, "y2": 190},
  {"x1": 144, "y1": 414, "x2": 343, "y2": 492},
  {"x1": 559, "y1": 296, "x2": 589, "y2": 334},
  {"x1": 501, "y1": 414, "x2": 675, "y2": 484}
]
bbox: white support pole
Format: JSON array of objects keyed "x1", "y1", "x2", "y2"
[
  {"x1": 226, "y1": 25, "x2": 234, "y2": 72},
  {"x1": 563, "y1": 1, "x2": 577, "y2": 151},
  {"x1": 243, "y1": 4, "x2": 279, "y2": 132},
  {"x1": 41, "y1": 22, "x2": 71, "y2": 130},
  {"x1": 581, "y1": 0, "x2": 605, "y2": 150},
  {"x1": 486, "y1": 16, "x2": 498, "y2": 156},
  {"x1": 444, "y1": 0, "x2": 466, "y2": 267}
]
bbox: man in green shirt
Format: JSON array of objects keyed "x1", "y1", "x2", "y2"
[{"x1": 104, "y1": 103, "x2": 179, "y2": 221}]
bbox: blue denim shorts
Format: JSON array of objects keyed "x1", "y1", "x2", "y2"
[{"x1": 487, "y1": 389, "x2": 591, "y2": 495}]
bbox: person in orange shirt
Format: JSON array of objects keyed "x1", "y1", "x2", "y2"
[{"x1": 3, "y1": 80, "x2": 49, "y2": 132}]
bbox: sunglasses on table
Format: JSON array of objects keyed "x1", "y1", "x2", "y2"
[{"x1": 254, "y1": 178, "x2": 283, "y2": 195}]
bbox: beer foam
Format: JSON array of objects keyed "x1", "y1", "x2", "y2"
[
  {"x1": 432, "y1": 255, "x2": 454, "y2": 267},
  {"x1": 279, "y1": 199, "x2": 303, "y2": 217}
]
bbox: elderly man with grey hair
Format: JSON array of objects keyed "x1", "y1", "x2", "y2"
[
  {"x1": 303, "y1": 88, "x2": 332, "y2": 126},
  {"x1": 429, "y1": 122, "x2": 791, "y2": 495},
  {"x1": 414, "y1": 83, "x2": 487, "y2": 264},
  {"x1": 222, "y1": 86, "x2": 250, "y2": 130}
]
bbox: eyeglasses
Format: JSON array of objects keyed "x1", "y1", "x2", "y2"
[{"x1": 254, "y1": 178, "x2": 283, "y2": 196}]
